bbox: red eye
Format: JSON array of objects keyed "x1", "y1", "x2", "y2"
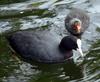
[{"x1": 72, "y1": 24, "x2": 77, "y2": 29}]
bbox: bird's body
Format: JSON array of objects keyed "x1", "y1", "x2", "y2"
[{"x1": 7, "y1": 30, "x2": 74, "y2": 63}]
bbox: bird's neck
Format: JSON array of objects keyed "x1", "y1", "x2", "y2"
[
  {"x1": 64, "y1": 50, "x2": 73, "y2": 59},
  {"x1": 59, "y1": 45, "x2": 73, "y2": 59}
]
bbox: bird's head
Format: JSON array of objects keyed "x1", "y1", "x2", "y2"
[{"x1": 70, "y1": 18, "x2": 82, "y2": 34}]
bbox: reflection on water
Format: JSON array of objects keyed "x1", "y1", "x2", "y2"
[
  {"x1": 0, "y1": 0, "x2": 100, "y2": 82},
  {"x1": 29, "y1": 59, "x2": 83, "y2": 82},
  {"x1": 82, "y1": 40, "x2": 100, "y2": 82}
]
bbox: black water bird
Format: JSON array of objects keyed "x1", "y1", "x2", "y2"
[{"x1": 6, "y1": 30, "x2": 83, "y2": 63}]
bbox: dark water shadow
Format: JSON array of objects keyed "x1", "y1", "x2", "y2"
[
  {"x1": 27, "y1": 58, "x2": 84, "y2": 82},
  {"x1": 0, "y1": 9, "x2": 56, "y2": 19},
  {"x1": 0, "y1": 0, "x2": 28, "y2": 5}
]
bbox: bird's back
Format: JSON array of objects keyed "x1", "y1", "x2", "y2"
[{"x1": 7, "y1": 30, "x2": 67, "y2": 63}]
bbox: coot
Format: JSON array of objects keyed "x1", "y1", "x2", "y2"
[
  {"x1": 6, "y1": 30, "x2": 83, "y2": 63},
  {"x1": 65, "y1": 8, "x2": 90, "y2": 36}
]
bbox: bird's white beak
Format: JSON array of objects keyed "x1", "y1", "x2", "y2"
[{"x1": 77, "y1": 39, "x2": 84, "y2": 57}]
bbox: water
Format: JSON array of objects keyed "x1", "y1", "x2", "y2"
[{"x1": 0, "y1": 0, "x2": 100, "y2": 82}]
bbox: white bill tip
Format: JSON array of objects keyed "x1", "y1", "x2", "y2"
[{"x1": 77, "y1": 39, "x2": 84, "y2": 57}]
